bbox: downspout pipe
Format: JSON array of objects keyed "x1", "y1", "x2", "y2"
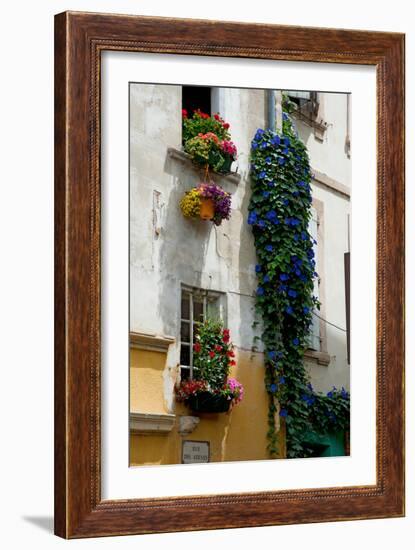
[{"x1": 267, "y1": 89, "x2": 276, "y2": 132}]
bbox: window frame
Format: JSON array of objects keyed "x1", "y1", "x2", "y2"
[{"x1": 180, "y1": 285, "x2": 226, "y2": 379}]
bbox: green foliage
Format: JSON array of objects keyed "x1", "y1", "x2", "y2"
[
  {"x1": 184, "y1": 134, "x2": 226, "y2": 172},
  {"x1": 248, "y1": 113, "x2": 350, "y2": 458}
]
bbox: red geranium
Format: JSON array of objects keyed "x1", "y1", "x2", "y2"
[
  {"x1": 209, "y1": 351, "x2": 215, "y2": 358},
  {"x1": 193, "y1": 342, "x2": 201, "y2": 353},
  {"x1": 223, "y1": 328, "x2": 230, "y2": 343},
  {"x1": 215, "y1": 345, "x2": 223, "y2": 352},
  {"x1": 182, "y1": 109, "x2": 188, "y2": 118}
]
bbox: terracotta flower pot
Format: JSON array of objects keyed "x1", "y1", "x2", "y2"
[{"x1": 199, "y1": 198, "x2": 215, "y2": 220}]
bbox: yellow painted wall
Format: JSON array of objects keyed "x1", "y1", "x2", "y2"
[{"x1": 130, "y1": 347, "x2": 286, "y2": 465}]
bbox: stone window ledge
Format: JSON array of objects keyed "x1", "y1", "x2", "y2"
[
  {"x1": 167, "y1": 147, "x2": 241, "y2": 186},
  {"x1": 130, "y1": 412, "x2": 176, "y2": 435},
  {"x1": 304, "y1": 349, "x2": 331, "y2": 367},
  {"x1": 130, "y1": 331, "x2": 175, "y2": 353}
]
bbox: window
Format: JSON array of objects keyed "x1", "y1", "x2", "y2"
[
  {"x1": 180, "y1": 286, "x2": 225, "y2": 380},
  {"x1": 182, "y1": 85, "x2": 212, "y2": 117},
  {"x1": 287, "y1": 91, "x2": 319, "y2": 119}
]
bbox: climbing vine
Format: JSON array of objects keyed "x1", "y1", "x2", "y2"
[{"x1": 248, "y1": 105, "x2": 350, "y2": 458}]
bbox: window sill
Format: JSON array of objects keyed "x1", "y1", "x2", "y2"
[
  {"x1": 304, "y1": 349, "x2": 331, "y2": 367},
  {"x1": 129, "y1": 412, "x2": 176, "y2": 435},
  {"x1": 130, "y1": 331, "x2": 175, "y2": 353},
  {"x1": 167, "y1": 147, "x2": 241, "y2": 185}
]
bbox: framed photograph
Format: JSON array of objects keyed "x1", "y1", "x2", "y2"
[{"x1": 54, "y1": 11, "x2": 405, "y2": 538}]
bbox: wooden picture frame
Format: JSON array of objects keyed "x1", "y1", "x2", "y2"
[{"x1": 54, "y1": 11, "x2": 405, "y2": 538}]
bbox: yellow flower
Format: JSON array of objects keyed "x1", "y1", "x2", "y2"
[{"x1": 180, "y1": 188, "x2": 202, "y2": 218}]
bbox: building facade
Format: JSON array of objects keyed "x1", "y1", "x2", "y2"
[{"x1": 129, "y1": 84, "x2": 350, "y2": 465}]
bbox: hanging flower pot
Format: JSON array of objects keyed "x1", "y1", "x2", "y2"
[
  {"x1": 199, "y1": 198, "x2": 215, "y2": 220},
  {"x1": 179, "y1": 183, "x2": 231, "y2": 226}
]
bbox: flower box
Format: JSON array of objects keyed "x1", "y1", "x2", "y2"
[{"x1": 186, "y1": 391, "x2": 232, "y2": 413}]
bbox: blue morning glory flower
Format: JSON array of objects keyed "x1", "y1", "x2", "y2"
[
  {"x1": 258, "y1": 171, "x2": 266, "y2": 179},
  {"x1": 299, "y1": 274, "x2": 307, "y2": 282},
  {"x1": 301, "y1": 231, "x2": 308, "y2": 240},
  {"x1": 293, "y1": 235, "x2": 299, "y2": 241},
  {"x1": 261, "y1": 142, "x2": 268, "y2": 149},
  {"x1": 279, "y1": 376, "x2": 286, "y2": 384},
  {"x1": 265, "y1": 244, "x2": 273, "y2": 252},
  {"x1": 256, "y1": 287, "x2": 265, "y2": 296},
  {"x1": 262, "y1": 191, "x2": 270, "y2": 198},
  {"x1": 298, "y1": 180, "x2": 306, "y2": 187},
  {"x1": 294, "y1": 268, "x2": 301, "y2": 276},
  {"x1": 291, "y1": 218, "x2": 300, "y2": 226},
  {"x1": 251, "y1": 141, "x2": 258, "y2": 149},
  {"x1": 292, "y1": 191, "x2": 300, "y2": 197},
  {"x1": 303, "y1": 306, "x2": 310, "y2": 314},
  {"x1": 270, "y1": 383, "x2": 277, "y2": 393},
  {"x1": 288, "y1": 289, "x2": 297, "y2": 298},
  {"x1": 271, "y1": 135, "x2": 280, "y2": 146},
  {"x1": 283, "y1": 147, "x2": 289, "y2": 155},
  {"x1": 248, "y1": 211, "x2": 258, "y2": 225},
  {"x1": 341, "y1": 387, "x2": 349, "y2": 399},
  {"x1": 268, "y1": 351, "x2": 277, "y2": 360},
  {"x1": 283, "y1": 198, "x2": 289, "y2": 206},
  {"x1": 293, "y1": 337, "x2": 300, "y2": 346},
  {"x1": 278, "y1": 285, "x2": 287, "y2": 293},
  {"x1": 265, "y1": 156, "x2": 272, "y2": 164},
  {"x1": 307, "y1": 382, "x2": 314, "y2": 391},
  {"x1": 255, "y1": 264, "x2": 262, "y2": 273},
  {"x1": 279, "y1": 273, "x2": 289, "y2": 281},
  {"x1": 266, "y1": 210, "x2": 278, "y2": 222},
  {"x1": 279, "y1": 408, "x2": 288, "y2": 417},
  {"x1": 307, "y1": 248, "x2": 315, "y2": 258},
  {"x1": 278, "y1": 157, "x2": 286, "y2": 165},
  {"x1": 286, "y1": 306, "x2": 294, "y2": 315},
  {"x1": 263, "y1": 274, "x2": 270, "y2": 283},
  {"x1": 258, "y1": 219, "x2": 266, "y2": 229},
  {"x1": 255, "y1": 129, "x2": 264, "y2": 140}
]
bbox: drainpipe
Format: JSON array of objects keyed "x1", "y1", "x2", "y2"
[
  {"x1": 267, "y1": 89, "x2": 276, "y2": 131},
  {"x1": 267, "y1": 90, "x2": 283, "y2": 132}
]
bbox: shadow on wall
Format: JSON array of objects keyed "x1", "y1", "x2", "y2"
[{"x1": 156, "y1": 152, "x2": 213, "y2": 337}]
